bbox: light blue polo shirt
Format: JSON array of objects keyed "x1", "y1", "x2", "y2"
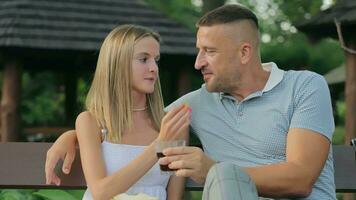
[{"x1": 166, "y1": 62, "x2": 336, "y2": 199}]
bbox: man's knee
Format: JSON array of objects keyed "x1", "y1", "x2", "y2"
[{"x1": 203, "y1": 162, "x2": 258, "y2": 200}]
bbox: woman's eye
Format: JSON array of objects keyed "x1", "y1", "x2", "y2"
[{"x1": 139, "y1": 57, "x2": 148, "y2": 63}]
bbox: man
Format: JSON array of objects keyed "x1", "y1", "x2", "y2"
[{"x1": 46, "y1": 4, "x2": 335, "y2": 199}]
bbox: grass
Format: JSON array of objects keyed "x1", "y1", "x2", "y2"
[
  {"x1": 333, "y1": 126, "x2": 345, "y2": 145},
  {"x1": 190, "y1": 191, "x2": 203, "y2": 200}
]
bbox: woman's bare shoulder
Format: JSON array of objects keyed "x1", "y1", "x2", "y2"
[
  {"x1": 76, "y1": 111, "x2": 94, "y2": 123},
  {"x1": 75, "y1": 111, "x2": 100, "y2": 136}
]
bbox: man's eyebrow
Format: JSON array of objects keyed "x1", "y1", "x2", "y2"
[
  {"x1": 197, "y1": 47, "x2": 218, "y2": 51},
  {"x1": 196, "y1": 45, "x2": 217, "y2": 49}
]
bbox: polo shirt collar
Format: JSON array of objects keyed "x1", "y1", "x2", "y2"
[
  {"x1": 219, "y1": 62, "x2": 284, "y2": 100},
  {"x1": 262, "y1": 62, "x2": 284, "y2": 92}
]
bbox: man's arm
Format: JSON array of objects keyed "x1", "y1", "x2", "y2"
[
  {"x1": 244, "y1": 128, "x2": 330, "y2": 198},
  {"x1": 162, "y1": 128, "x2": 330, "y2": 198},
  {"x1": 245, "y1": 74, "x2": 334, "y2": 198}
]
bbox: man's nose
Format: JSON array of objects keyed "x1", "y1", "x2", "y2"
[{"x1": 195, "y1": 51, "x2": 206, "y2": 70}]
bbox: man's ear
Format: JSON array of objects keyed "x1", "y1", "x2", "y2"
[{"x1": 239, "y1": 42, "x2": 252, "y2": 64}]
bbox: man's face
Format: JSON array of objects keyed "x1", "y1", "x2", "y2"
[{"x1": 194, "y1": 24, "x2": 242, "y2": 93}]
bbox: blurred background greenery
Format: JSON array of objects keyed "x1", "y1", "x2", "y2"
[
  {"x1": 0, "y1": 0, "x2": 349, "y2": 199},
  {"x1": 8, "y1": 0, "x2": 345, "y2": 144}
]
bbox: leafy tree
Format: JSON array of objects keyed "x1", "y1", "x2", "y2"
[
  {"x1": 21, "y1": 72, "x2": 66, "y2": 127},
  {"x1": 202, "y1": 0, "x2": 225, "y2": 13},
  {"x1": 144, "y1": 0, "x2": 200, "y2": 30}
]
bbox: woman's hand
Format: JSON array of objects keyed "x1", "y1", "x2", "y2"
[
  {"x1": 45, "y1": 130, "x2": 77, "y2": 185},
  {"x1": 157, "y1": 104, "x2": 191, "y2": 141}
]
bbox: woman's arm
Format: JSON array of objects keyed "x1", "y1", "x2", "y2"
[
  {"x1": 77, "y1": 111, "x2": 159, "y2": 200},
  {"x1": 45, "y1": 130, "x2": 77, "y2": 185},
  {"x1": 45, "y1": 104, "x2": 192, "y2": 186},
  {"x1": 78, "y1": 105, "x2": 191, "y2": 200}
]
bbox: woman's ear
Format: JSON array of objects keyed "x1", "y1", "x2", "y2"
[{"x1": 239, "y1": 42, "x2": 252, "y2": 64}]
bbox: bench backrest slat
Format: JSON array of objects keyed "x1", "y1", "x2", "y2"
[{"x1": 0, "y1": 142, "x2": 355, "y2": 192}]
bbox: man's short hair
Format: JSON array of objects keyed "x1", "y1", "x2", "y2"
[{"x1": 196, "y1": 4, "x2": 258, "y2": 29}]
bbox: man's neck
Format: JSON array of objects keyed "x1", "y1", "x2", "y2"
[{"x1": 230, "y1": 63, "x2": 270, "y2": 101}]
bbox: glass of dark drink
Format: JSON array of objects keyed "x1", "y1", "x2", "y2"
[{"x1": 155, "y1": 140, "x2": 186, "y2": 174}]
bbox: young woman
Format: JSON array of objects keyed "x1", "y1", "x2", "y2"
[{"x1": 49, "y1": 25, "x2": 191, "y2": 200}]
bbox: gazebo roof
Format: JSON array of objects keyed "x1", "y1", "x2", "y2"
[
  {"x1": 0, "y1": 0, "x2": 196, "y2": 55},
  {"x1": 296, "y1": 0, "x2": 356, "y2": 39}
]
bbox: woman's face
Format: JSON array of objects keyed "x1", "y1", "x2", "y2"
[{"x1": 131, "y1": 36, "x2": 160, "y2": 95}]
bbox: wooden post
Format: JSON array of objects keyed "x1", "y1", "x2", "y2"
[
  {"x1": 344, "y1": 41, "x2": 356, "y2": 200},
  {"x1": 1, "y1": 61, "x2": 22, "y2": 142},
  {"x1": 344, "y1": 41, "x2": 356, "y2": 144}
]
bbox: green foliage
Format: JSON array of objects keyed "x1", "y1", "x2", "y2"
[
  {"x1": 0, "y1": 190, "x2": 84, "y2": 200},
  {"x1": 275, "y1": 0, "x2": 323, "y2": 24},
  {"x1": 202, "y1": 0, "x2": 225, "y2": 13},
  {"x1": 144, "y1": 0, "x2": 200, "y2": 30},
  {"x1": 305, "y1": 38, "x2": 344, "y2": 74},
  {"x1": 261, "y1": 34, "x2": 344, "y2": 74},
  {"x1": 332, "y1": 101, "x2": 345, "y2": 145},
  {"x1": 33, "y1": 190, "x2": 84, "y2": 200},
  {"x1": 20, "y1": 71, "x2": 91, "y2": 126},
  {"x1": 12, "y1": 1, "x2": 344, "y2": 141},
  {"x1": 333, "y1": 126, "x2": 345, "y2": 145},
  {"x1": 239, "y1": 0, "x2": 344, "y2": 74},
  {"x1": 336, "y1": 101, "x2": 346, "y2": 125},
  {"x1": 0, "y1": 189, "x2": 40, "y2": 200},
  {"x1": 145, "y1": 0, "x2": 344, "y2": 74},
  {"x1": 336, "y1": 193, "x2": 343, "y2": 200},
  {"x1": 77, "y1": 76, "x2": 92, "y2": 111},
  {"x1": 21, "y1": 72, "x2": 65, "y2": 126},
  {"x1": 190, "y1": 191, "x2": 203, "y2": 200}
]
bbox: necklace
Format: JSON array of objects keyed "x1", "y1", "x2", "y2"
[{"x1": 133, "y1": 106, "x2": 148, "y2": 112}]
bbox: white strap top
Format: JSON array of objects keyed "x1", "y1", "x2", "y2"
[{"x1": 82, "y1": 140, "x2": 170, "y2": 200}]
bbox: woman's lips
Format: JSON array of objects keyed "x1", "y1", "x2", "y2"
[{"x1": 144, "y1": 77, "x2": 156, "y2": 83}]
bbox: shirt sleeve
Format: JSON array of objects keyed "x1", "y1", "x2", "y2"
[
  {"x1": 164, "y1": 89, "x2": 201, "y2": 112},
  {"x1": 290, "y1": 73, "x2": 335, "y2": 141}
]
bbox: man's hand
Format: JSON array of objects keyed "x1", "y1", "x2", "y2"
[
  {"x1": 159, "y1": 146, "x2": 216, "y2": 184},
  {"x1": 45, "y1": 130, "x2": 77, "y2": 185}
]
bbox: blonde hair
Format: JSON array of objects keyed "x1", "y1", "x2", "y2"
[{"x1": 85, "y1": 24, "x2": 165, "y2": 143}]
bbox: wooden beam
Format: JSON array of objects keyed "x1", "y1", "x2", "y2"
[
  {"x1": 23, "y1": 126, "x2": 72, "y2": 135},
  {"x1": 344, "y1": 41, "x2": 356, "y2": 144},
  {"x1": 0, "y1": 61, "x2": 22, "y2": 142}
]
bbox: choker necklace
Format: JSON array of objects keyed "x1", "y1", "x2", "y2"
[{"x1": 133, "y1": 106, "x2": 148, "y2": 112}]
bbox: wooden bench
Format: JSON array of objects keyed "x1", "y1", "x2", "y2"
[{"x1": 0, "y1": 142, "x2": 355, "y2": 192}]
